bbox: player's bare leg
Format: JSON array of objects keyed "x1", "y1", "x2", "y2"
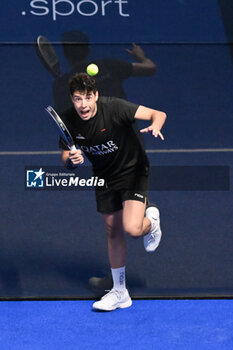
[
  {"x1": 122, "y1": 199, "x2": 150, "y2": 237},
  {"x1": 93, "y1": 210, "x2": 132, "y2": 311},
  {"x1": 102, "y1": 210, "x2": 126, "y2": 268},
  {"x1": 92, "y1": 202, "x2": 162, "y2": 311}
]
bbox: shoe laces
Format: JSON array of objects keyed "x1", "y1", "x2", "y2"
[
  {"x1": 102, "y1": 289, "x2": 122, "y2": 300},
  {"x1": 148, "y1": 234, "x2": 156, "y2": 243},
  {"x1": 151, "y1": 217, "x2": 159, "y2": 234}
]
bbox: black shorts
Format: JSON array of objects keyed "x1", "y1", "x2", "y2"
[{"x1": 95, "y1": 173, "x2": 149, "y2": 214}]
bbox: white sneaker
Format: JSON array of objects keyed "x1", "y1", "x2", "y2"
[
  {"x1": 144, "y1": 205, "x2": 162, "y2": 252},
  {"x1": 92, "y1": 288, "x2": 132, "y2": 311}
]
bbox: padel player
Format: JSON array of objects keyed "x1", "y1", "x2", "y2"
[{"x1": 60, "y1": 73, "x2": 166, "y2": 311}]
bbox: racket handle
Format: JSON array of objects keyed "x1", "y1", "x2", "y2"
[{"x1": 69, "y1": 144, "x2": 84, "y2": 164}]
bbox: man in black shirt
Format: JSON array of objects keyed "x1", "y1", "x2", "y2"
[{"x1": 60, "y1": 73, "x2": 166, "y2": 311}]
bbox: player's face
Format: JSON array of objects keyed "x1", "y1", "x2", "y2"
[{"x1": 71, "y1": 90, "x2": 98, "y2": 121}]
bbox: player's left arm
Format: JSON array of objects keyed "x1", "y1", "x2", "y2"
[{"x1": 134, "y1": 106, "x2": 167, "y2": 140}]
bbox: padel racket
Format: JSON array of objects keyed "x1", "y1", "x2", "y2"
[
  {"x1": 36, "y1": 35, "x2": 61, "y2": 78},
  {"x1": 45, "y1": 106, "x2": 76, "y2": 151}
]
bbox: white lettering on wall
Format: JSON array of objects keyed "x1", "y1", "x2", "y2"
[
  {"x1": 30, "y1": 0, "x2": 49, "y2": 16},
  {"x1": 27, "y1": 0, "x2": 130, "y2": 20},
  {"x1": 52, "y1": 0, "x2": 75, "y2": 21},
  {"x1": 77, "y1": 0, "x2": 98, "y2": 16}
]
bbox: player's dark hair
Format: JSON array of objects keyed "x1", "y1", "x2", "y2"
[{"x1": 69, "y1": 73, "x2": 97, "y2": 95}]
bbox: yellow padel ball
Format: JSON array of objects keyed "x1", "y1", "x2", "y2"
[{"x1": 86, "y1": 64, "x2": 99, "y2": 76}]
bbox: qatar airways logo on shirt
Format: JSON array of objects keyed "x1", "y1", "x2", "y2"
[
  {"x1": 21, "y1": 0, "x2": 130, "y2": 21},
  {"x1": 80, "y1": 140, "x2": 118, "y2": 156}
]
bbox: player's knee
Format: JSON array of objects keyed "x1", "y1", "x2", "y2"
[{"x1": 124, "y1": 223, "x2": 142, "y2": 238}]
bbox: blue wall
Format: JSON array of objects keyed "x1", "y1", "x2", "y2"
[{"x1": 0, "y1": 0, "x2": 229, "y2": 43}]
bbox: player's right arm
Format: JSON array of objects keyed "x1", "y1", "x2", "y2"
[{"x1": 62, "y1": 149, "x2": 84, "y2": 168}]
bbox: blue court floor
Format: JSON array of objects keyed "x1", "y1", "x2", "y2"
[{"x1": 1, "y1": 299, "x2": 233, "y2": 350}]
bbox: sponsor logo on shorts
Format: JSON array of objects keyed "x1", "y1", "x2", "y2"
[{"x1": 134, "y1": 193, "x2": 144, "y2": 199}]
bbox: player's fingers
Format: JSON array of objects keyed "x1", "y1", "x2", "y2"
[
  {"x1": 152, "y1": 129, "x2": 159, "y2": 137},
  {"x1": 78, "y1": 157, "x2": 84, "y2": 164},
  {"x1": 77, "y1": 155, "x2": 84, "y2": 162},
  {"x1": 158, "y1": 131, "x2": 164, "y2": 140},
  {"x1": 140, "y1": 126, "x2": 153, "y2": 133},
  {"x1": 72, "y1": 157, "x2": 84, "y2": 165},
  {"x1": 69, "y1": 154, "x2": 76, "y2": 160},
  {"x1": 151, "y1": 129, "x2": 164, "y2": 140},
  {"x1": 140, "y1": 128, "x2": 148, "y2": 133},
  {"x1": 69, "y1": 150, "x2": 78, "y2": 157},
  {"x1": 69, "y1": 149, "x2": 82, "y2": 157},
  {"x1": 71, "y1": 155, "x2": 83, "y2": 162}
]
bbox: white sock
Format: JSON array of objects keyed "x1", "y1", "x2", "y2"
[{"x1": 111, "y1": 266, "x2": 126, "y2": 291}]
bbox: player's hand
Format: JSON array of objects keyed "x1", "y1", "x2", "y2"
[
  {"x1": 140, "y1": 125, "x2": 164, "y2": 140},
  {"x1": 68, "y1": 149, "x2": 84, "y2": 165},
  {"x1": 125, "y1": 43, "x2": 146, "y2": 62}
]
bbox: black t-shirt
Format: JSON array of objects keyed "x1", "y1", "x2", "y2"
[{"x1": 59, "y1": 97, "x2": 149, "y2": 187}]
